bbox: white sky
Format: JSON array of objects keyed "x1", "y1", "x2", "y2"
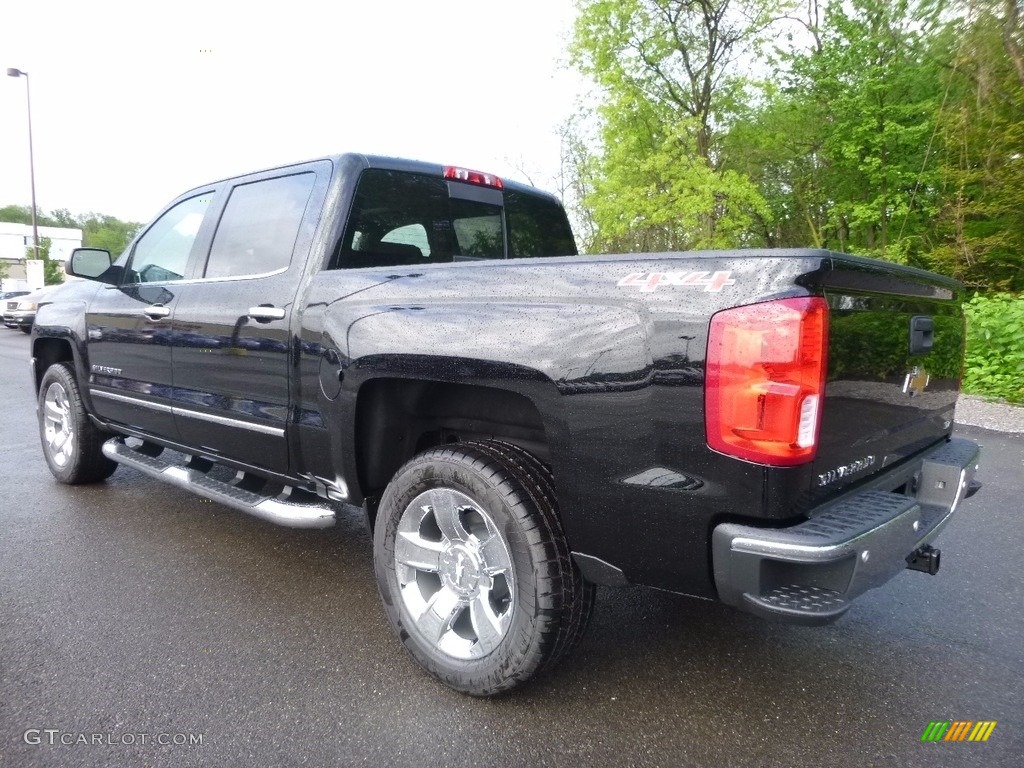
[{"x1": 0, "y1": 0, "x2": 587, "y2": 224}]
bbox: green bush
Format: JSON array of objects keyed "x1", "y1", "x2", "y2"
[{"x1": 963, "y1": 294, "x2": 1024, "y2": 404}]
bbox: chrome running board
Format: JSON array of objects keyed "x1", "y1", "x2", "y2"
[{"x1": 102, "y1": 437, "x2": 336, "y2": 529}]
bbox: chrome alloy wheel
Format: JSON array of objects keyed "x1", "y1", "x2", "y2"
[
  {"x1": 395, "y1": 488, "x2": 515, "y2": 660},
  {"x1": 42, "y1": 382, "x2": 75, "y2": 468}
]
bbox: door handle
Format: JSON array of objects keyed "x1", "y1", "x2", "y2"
[
  {"x1": 247, "y1": 306, "x2": 286, "y2": 322},
  {"x1": 143, "y1": 304, "x2": 171, "y2": 320}
]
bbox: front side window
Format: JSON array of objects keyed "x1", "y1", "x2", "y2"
[
  {"x1": 204, "y1": 173, "x2": 316, "y2": 279},
  {"x1": 128, "y1": 194, "x2": 213, "y2": 283}
]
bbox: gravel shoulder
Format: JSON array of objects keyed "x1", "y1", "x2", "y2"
[{"x1": 955, "y1": 394, "x2": 1024, "y2": 434}]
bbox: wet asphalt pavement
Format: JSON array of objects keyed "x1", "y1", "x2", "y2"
[{"x1": 0, "y1": 329, "x2": 1021, "y2": 768}]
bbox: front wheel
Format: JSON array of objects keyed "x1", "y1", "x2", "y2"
[
  {"x1": 373, "y1": 440, "x2": 594, "y2": 695},
  {"x1": 38, "y1": 362, "x2": 118, "y2": 484}
]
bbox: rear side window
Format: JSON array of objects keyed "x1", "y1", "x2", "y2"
[
  {"x1": 341, "y1": 171, "x2": 449, "y2": 269},
  {"x1": 337, "y1": 169, "x2": 576, "y2": 269},
  {"x1": 204, "y1": 173, "x2": 316, "y2": 279}
]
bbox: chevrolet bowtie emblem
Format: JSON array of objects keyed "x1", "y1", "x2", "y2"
[{"x1": 903, "y1": 366, "x2": 930, "y2": 396}]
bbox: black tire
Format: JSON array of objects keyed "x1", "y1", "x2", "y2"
[
  {"x1": 20, "y1": 326, "x2": 31, "y2": 334},
  {"x1": 38, "y1": 362, "x2": 118, "y2": 484},
  {"x1": 474, "y1": 440, "x2": 596, "y2": 669},
  {"x1": 373, "y1": 440, "x2": 594, "y2": 695}
]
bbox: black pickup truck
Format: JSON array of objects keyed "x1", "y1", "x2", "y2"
[{"x1": 32, "y1": 154, "x2": 981, "y2": 695}]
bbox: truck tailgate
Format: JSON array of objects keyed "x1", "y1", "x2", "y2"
[{"x1": 811, "y1": 256, "x2": 964, "y2": 493}]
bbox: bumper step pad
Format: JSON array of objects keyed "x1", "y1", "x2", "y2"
[
  {"x1": 712, "y1": 437, "x2": 981, "y2": 625},
  {"x1": 744, "y1": 584, "x2": 849, "y2": 622},
  {"x1": 102, "y1": 437, "x2": 336, "y2": 529},
  {"x1": 716, "y1": 490, "x2": 918, "y2": 625}
]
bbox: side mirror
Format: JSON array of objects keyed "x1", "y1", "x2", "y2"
[{"x1": 67, "y1": 248, "x2": 113, "y2": 280}]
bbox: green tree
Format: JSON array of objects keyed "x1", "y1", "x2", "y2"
[
  {"x1": 566, "y1": 0, "x2": 1024, "y2": 292},
  {"x1": 0, "y1": 204, "x2": 58, "y2": 227},
  {"x1": 26, "y1": 237, "x2": 64, "y2": 286},
  {"x1": 570, "y1": 0, "x2": 777, "y2": 252},
  {"x1": 49, "y1": 208, "x2": 78, "y2": 228},
  {"x1": 1, "y1": 205, "x2": 143, "y2": 264},
  {"x1": 724, "y1": 83, "x2": 832, "y2": 248},
  {"x1": 740, "y1": 0, "x2": 945, "y2": 260},
  {"x1": 930, "y1": 0, "x2": 1024, "y2": 291},
  {"x1": 79, "y1": 213, "x2": 141, "y2": 258}
]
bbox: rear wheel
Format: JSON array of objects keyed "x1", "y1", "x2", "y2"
[
  {"x1": 38, "y1": 362, "x2": 118, "y2": 484},
  {"x1": 373, "y1": 440, "x2": 594, "y2": 695}
]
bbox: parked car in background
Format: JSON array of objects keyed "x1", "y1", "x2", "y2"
[
  {"x1": 0, "y1": 290, "x2": 30, "y2": 317},
  {"x1": 3, "y1": 285, "x2": 61, "y2": 334}
]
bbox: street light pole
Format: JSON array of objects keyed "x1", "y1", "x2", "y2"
[{"x1": 7, "y1": 68, "x2": 40, "y2": 261}]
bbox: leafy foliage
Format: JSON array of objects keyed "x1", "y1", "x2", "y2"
[
  {"x1": 79, "y1": 214, "x2": 141, "y2": 258},
  {"x1": 930, "y1": 2, "x2": 1024, "y2": 291},
  {"x1": 566, "y1": 0, "x2": 1024, "y2": 292},
  {"x1": 963, "y1": 294, "x2": 1024, "y2": 403},
  {"x1": 0, "y1": 205, "x2": 142, "y2": 263},
  {"x1": 22, "y1": 237, "x2": 64, "y2": 285},
  {"x1": 39, "y1": 238, "x2": 64, "y2": 286},
  {"x1": 583, "y1": 100, "x2": 770, "y2": 251},
  {"x1": 570, "y1": 0, "x2": 776, "y2": 252},
  {"x1": 0, "y1": 205, "x2": 36, "y2": 225},
  {"x1": 762, "y1": 0, "x2": 943, "y2": 260},
  {"x1": 828, "y1": 310, "x2": 964, "y2": 381}
]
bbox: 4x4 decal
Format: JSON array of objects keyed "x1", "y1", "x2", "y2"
[{"x1": 618, "y1": 270, "x2": 735, "y2": 292}]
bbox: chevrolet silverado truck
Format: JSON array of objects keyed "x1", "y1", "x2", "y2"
[{"x1": 31, "y1": 154, "x2": 981, "y2": 695}]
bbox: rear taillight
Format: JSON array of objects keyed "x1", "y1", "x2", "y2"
[
  {"x1": 705, "y1": 297, "x2": 829, "y2": 466},
  {"x1": 443, "y1": 166, "x2": 504, "y2": 189}
]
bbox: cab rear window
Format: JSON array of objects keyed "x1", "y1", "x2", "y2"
[
  {"x1": 506, "y1": 189, "x2": 577, "y2": 258},
  {"x1": 336, "y1": 169, "x2": 576, "y2": 269}
]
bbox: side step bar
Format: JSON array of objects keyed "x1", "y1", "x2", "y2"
[{"x1": 102, "y1": 438, "x2": 336, "y2": 529}]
